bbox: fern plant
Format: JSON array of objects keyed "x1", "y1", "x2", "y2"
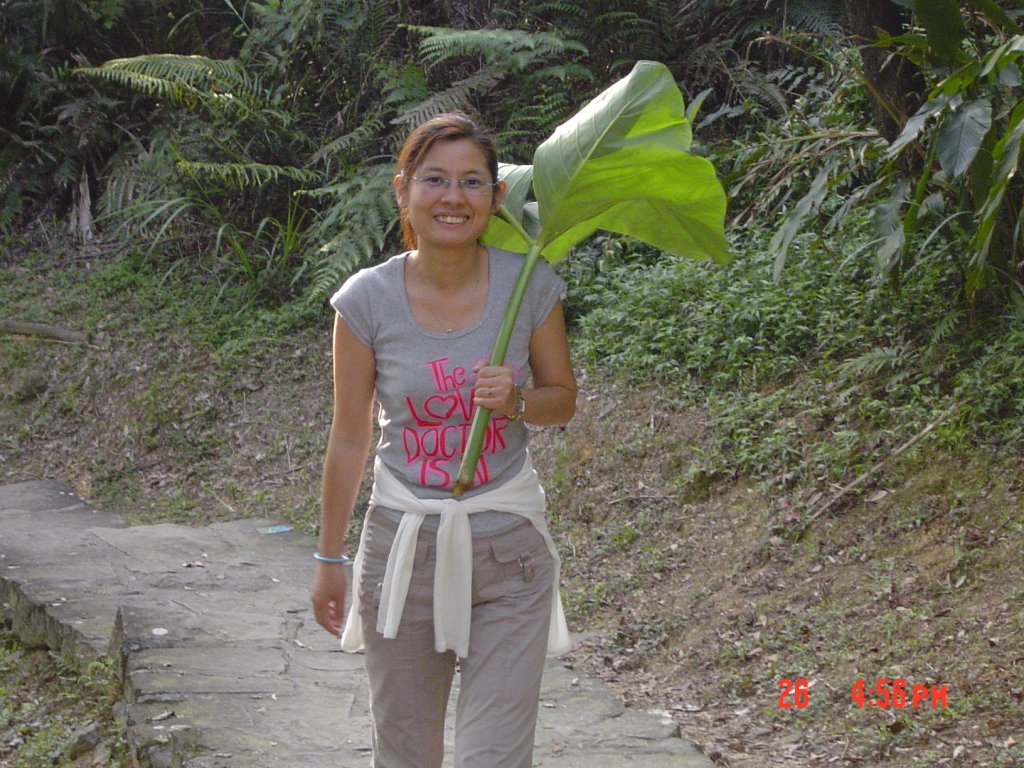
[
  {"x1": 396, "y1": 24, "x2": 592, "y2": 159},
  {"x1": 301, "y1": 165, "x2": 398, "y2": 303},
  {"x1": 74, "y1": 44, "x2": 333, "y2": 290}
]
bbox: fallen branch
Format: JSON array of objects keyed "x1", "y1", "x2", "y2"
[
  {"x1": 0, "y1": 319, "x2": 89, "y2": 344},
  {"x1": 802, "y1": 402, "x2": 959, "y2": 529}
]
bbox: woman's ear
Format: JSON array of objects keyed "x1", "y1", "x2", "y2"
[
  {"x1": 492, "y1": 179, "x2": 507, "y2": 213},
  {"x1": 394, "y1": 173, "x2": 406, "y2": 207}
]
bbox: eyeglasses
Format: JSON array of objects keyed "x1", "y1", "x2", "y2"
[{"x1": 407, "y1": 175, "x2": 497, "y2": 196}]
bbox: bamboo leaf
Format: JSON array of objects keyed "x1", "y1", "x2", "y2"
[
  {"x1": 770, "y1": 161, "x2": 835, "y2": 279},
  {"x1": 936, "y1": 99, "x2": 993, "y2": 179}
]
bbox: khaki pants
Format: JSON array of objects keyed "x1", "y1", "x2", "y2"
[{"x1": 357, "y1": 507, "x2": 555, "y2": 768}]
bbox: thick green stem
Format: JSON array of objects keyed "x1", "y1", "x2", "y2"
[{"x1": 452, "y1": 243, "x2": 543, "y2": 497}]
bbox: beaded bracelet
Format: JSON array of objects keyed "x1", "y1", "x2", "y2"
[{"x1": 313, "y1": 552, "x2": 350, "y2": 564}]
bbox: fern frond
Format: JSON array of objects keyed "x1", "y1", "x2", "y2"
[
  {"x1": 311, "y1": 117, "x2": 385, "y2": 164},
  {"x1": 176, "y1": 161, "x2": 320, "y2": 188},
  {"x1": 358, "y1": 0, "x2": 399, "y2": 51},
  {"x1": 530, "y1": 1, "x2": 588, "y2": 21},
  {"x1": 592, "y1": 10, "x2": 657, "y2": 41},
  {"x1": 407, "y1": 25, "x2": 586, "y2": 70},
  {"x1": 784, "y1": 0, "x2": 845, "y2": 38},
  {"x1": 839, "y1": 346, "x2": 916, "y2": 379},
  {"x1": 930, "y1": 310, "x2": 965, "y2": 345},
  {"x1": 392, "y1": 63, "x2": 505, "y2": 127},
  {"x1": 76, "y1": 54, "x2": 278, "y2": 116},
  {"x1": 302, "y1": 165, "x2": 397, "y2": 302},
  {"x1": 734, "y1": 65, "x2": 788, "y2": 113}
]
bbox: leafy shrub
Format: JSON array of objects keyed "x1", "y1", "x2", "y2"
[{"x1": 564, "y1": 206, "x2": 1020, "y2": 484}]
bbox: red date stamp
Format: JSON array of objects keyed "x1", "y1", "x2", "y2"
[
  {"x1": 777, "y1": 677, "x2": 948, "y2": 709},
  {"x1": 777, "y1": 677, "x2": 810, "y2": 708}
]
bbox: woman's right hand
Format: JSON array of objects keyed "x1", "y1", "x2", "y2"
[{"x1": 310, "y1": 563, "x2": 348, "y2": 637}]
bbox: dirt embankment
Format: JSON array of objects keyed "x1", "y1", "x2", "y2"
[{"x1": 2, "y1": 256, "x2": 1023, "y2": 767}]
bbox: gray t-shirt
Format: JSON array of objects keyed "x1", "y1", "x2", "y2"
[{"x1": 330, "y1": 246, "x2": 565, "y2": 504}]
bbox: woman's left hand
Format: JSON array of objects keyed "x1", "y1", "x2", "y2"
[{"x1": 472, "y1": 363, "x2": 517, "y2": 417}]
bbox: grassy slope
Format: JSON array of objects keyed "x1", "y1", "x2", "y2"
[
  {"x1": 0, "y1": 623, "x2": 128, "y2": 767},
  {"x1": 1, "y1": 238, "x2": 1023, "y2": 767}
]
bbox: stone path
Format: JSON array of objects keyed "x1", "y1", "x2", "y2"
[{"x1": 0, "y1": 480, "x2": 713, "y2": 767}]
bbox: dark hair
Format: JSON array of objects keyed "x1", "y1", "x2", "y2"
[{"x1": 395, "y1": 111, "x2": 499, "y2": 249}]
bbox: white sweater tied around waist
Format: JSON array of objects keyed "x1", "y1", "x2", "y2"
[{"x1": 340, "y1": 454, "x2": 572, "y2": 658}]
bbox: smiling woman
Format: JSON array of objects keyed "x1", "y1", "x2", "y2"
[
  {"x1": 309, "y1": 111, "x2": 577, "y2": 768},
  {"x1": 398, "y1": 138, "x2": 504, "y2": 259}
]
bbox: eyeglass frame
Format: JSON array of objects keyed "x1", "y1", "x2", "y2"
[{"x1": 404, "y1": 174, "x2": 498, "y2": 196}]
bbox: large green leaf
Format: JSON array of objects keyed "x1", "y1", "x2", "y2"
[
  {"x1": 459, "y1": 61, "x2": 730, "y2": 496},
  {"x1": 481, "y1": 163, "x2": 539, "y2": 250},
  {"x1": 886, "y1": 94, "x2": 958, "y2": 157},
  {"x1": 936, "y1": 99, "x2": 993, "y2": 179},
  {"x1": 481, "y1": 60, "x2": 729, "y2": 265},
  {"x1": 970, "y1": 100, "x2": 1024, "y2": 297},
  {"x1": 914, "y1": 0, "x2": 967, "y2": 64}
]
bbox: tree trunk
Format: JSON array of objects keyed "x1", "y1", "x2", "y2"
[
  {"x1": 841, "y1": 0, "x2": 925, "y2": 143},
  {"x1": 70, "y1": 165, "x2": 94, "y2": 244}
]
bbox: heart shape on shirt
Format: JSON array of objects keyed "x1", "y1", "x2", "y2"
[{"x1": 423, "y1": 394, "x2": 459, "y2": 421}]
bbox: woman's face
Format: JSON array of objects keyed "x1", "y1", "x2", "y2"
[{"x1": 396, "y1": 138, "x2": 504, "y2": 254}]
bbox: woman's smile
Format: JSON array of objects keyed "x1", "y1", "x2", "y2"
[{"x1": 397, "y1": 138, "x2": 503, "y2": 254}]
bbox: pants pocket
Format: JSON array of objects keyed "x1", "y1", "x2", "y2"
[
  {"x1": 479, "y1": 523, "x2": 553, "y2": 600},
  {"x1": 358, "y1": 508, "x2": 436, "y2": 616},
  {"x1": 357, "y1": 509, "x2": 393, "y2": 611}
]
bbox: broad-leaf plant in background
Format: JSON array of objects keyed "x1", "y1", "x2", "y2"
[
  {"x1": 883, "y1": 0, "x2": 1024, "y2": 304},
  {"x1": 453, "y1": 60, "x2": 731, "y2": 496},
  {"x1": 771, "y1": 0, "x2": 1024, "y2": 309}
]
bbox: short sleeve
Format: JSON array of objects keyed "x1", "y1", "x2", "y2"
[
  {"x1": 527, "y1": 259, "x2": 566, "y2": 331},
  {"x1": 329, "y1": 269, "x2": 375, "y2": 347}
]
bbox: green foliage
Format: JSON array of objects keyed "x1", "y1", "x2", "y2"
[
  {"x1": 484, "y1": 61, "x2": 728, "y2": 264},
  {"x1": 0, "y1": 622, "x2": 127, "y2": 768},
  {"x1": 877, "y1": 11, "x2": 1024, "y2": 304},
  {"x1": 74, "y1": 49, "x2": 319, "y2": 301},
  {"x1": 7, "y1": 0, "x2": 832, "y2": 304},
  {"x1": 176, "y1": 160, "x2": 319, "y2": 188},
  {"x1": 77, "y1": 54, "x2": 280, "y2": 116},
  {"x1": 3, "y1": 0, "x2": 1022, "y2": 410},
  {"x1": 302, "y1": 164, "x2": 397, "y2": 302},
  {"x1": 767, "y1": 2, "x2": 1024, "y2": 310},
  {"x1": 667, "y1": 0, "x2": 846, "y2": 128},
  {"x1": 397, "y1": 23, "x2": 594, "y2": 162},
  {"x1": 1, "y1": 0, "x2": 239, "y2": 230},
  {"x1": 0, "y1": 53, "x2": 120, "y2": 232},
  {"x1": 454, "y1": 61, "x2": 730, "y2": 493},
  {"x1": 953, "y1": 321, "x2": 1024, "y2": 443},
  {"x1": 721, "y1": 40, "x2": 881, "y2": 228},
  {"x1": 565, "y1": 207, "x2": 1020, "y2": 484},
  {"x1": 526, "y1": 0, "x2": 673, "y2": 78}
]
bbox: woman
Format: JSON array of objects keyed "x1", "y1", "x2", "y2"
[{"x1": 310, "y1": 111, "x2": 577, "y2": 768}]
